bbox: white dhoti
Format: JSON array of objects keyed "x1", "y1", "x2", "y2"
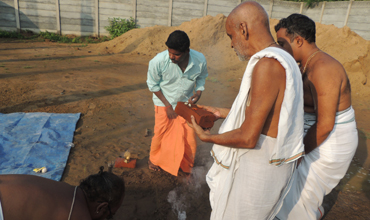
[
  {"x1": 0, "y1": 198, "x2": 3, "y2": 220},
  {"x1": 276, "y1": 106, "x2": 358, "y2": 220},
  {"x1": 207, "y1": 135, "x2": 296, "y2": 220}
]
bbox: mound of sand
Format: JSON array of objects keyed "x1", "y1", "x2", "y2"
[{"x1": 96, "y1": 14, "x2": 370, "y2": 99}]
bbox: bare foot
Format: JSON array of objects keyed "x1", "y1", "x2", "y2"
[{"x1": 148, "y1": 160, "x2": 161, "y2": 171}]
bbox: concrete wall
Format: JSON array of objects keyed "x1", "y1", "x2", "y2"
[{"x1": 0, "y1": 0, "x2": 369, "y2": 40}]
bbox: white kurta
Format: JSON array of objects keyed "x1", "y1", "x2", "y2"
[{"x1": 207, "y1": 47, "x2": 304, "y2": 220}]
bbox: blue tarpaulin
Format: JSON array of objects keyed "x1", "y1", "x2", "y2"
[{"x1": 0, "y1": 112, "x2": 80, "y2": 181}]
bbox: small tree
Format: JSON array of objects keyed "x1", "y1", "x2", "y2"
[{"x1": 105, "y1": 17, "x2": 138, "y2": 39}]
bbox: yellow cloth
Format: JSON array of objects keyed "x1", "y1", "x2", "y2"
[{"x1": 149, "y1": 105, "x2": 197, "y2": 176}]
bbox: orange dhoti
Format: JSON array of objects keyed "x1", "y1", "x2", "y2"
[{"x1": 149, "y1": 105, "x2": 197, "y2": 176}]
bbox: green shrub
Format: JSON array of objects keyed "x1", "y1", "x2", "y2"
[
  {"x1": 38, "y1": 31, "x2": 106, "y2": 44},
  {"x1": 105, "y1": 17, "x2": 138, "y2": 39},
  {"x1": 39, "y1": 31, "x2": 71, "y2": 42},
  {"x1": 0, "y1": 30, "x2": 24, "y2": 38}
]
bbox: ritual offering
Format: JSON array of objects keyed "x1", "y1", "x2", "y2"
[
  {"x1": 114, "y1": 158, "x2": 137, "y2": 168},
  {"x1": 175, "y1": 101, "x2": 216, "y2": 129}
]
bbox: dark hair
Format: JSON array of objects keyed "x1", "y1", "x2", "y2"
[
  {"x1": 274, "y1": 14, "x2": 316, "y2": 43},
  {"x1": 79, "y1": 166, "x2": 125, "y2": 206},
  {"x1": 165, "y1": 30, "x2": 190, "y2": 52}
]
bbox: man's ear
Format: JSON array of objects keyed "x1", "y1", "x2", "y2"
[
  {"x1": 239, "y1": 22, "x2": 249, "y2": 40},
  {"x1": 96, "y1": 202, "x2": 109, "y2": 214},
  {"x1": 295, "y1": 36, "x2": 304, "y2": 48}
]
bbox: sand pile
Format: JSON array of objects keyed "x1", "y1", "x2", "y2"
[
  {"x1": 96, "y1": 14, "x2": 370, "y2": 98},
  {"x1": 95, "y1": 14, "x2": 239, "y2": 68}
]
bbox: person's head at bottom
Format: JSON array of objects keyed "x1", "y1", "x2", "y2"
[
  {"x1": 79, "y1": 166, "x2": 125, "y2": 220},
  {"x1": 165, "y1": 30, "x2": 190, "y2": 65}
]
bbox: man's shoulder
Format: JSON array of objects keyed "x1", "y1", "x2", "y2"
[
  {"x1": 310, "y1": 52, "x2": 345, "y2": 77},
  {"x1": 253, "y1": 47, "x2": 295, "y2": 72},
  {"x1": 254, "y1": 47, "x2": 296, "y2": 66},
  {"x1": 254, "y1": 57, "x2": 286, "y2": 77},
  {"x1": 150, "y1": 50, "x2": 169, "y2": 66},
  {"x1": 152, "y1": 50, "x2": 168, "y2": 59}
]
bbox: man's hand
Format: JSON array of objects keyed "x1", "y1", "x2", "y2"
[
  {"x1": 197, "y1": 105, "x2": 222, "y2": 120},
  {"x1": 189, "y1": 93, "x2": 201, "y2": 104},
  {"x1": 189, "y1": 91, "x2": 202, "y2": 104},
  {"x1": 166, "y1": 106, "x2": 177, "y2": 119},
  {"x1": 187, "y1": 115, "x2": 211, "y2": 141}
]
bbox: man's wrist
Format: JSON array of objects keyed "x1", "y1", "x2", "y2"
[{"x1": 165, "y1": 105, "x2": 172, "y2": 109}]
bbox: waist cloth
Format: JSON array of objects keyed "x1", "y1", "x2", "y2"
[
  {"x1": 149, "y1": 105, "x2": 196, "y2": 176},
  {"x1": 207, "y1": 135, "x2": 296, "y2": 220},
  {"x1": 276, "y1": 106, "x2": 358, "y2": 220}
]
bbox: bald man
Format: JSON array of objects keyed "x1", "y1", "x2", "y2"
[{"x1": 188, "y1": 2, "x2": 304, "y2": 220}]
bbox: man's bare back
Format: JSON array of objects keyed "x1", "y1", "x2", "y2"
[
  {"x1": 0, "y1": 168, "x2": 125, "y2": 220},
  {"x1": 0, "y1": 175, "x2": 90, "y2": 220},
  {"x1": 303, "y1": 51, "x2": 351, "y2": 114}
]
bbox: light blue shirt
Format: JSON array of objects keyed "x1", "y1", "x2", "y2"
[{"x1": 146, "y1": 49, "x2": 208, "y2": 108}]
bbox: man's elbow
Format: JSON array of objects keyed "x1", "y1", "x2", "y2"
[
  {"x1": 238, "y1": 138, "x2": 258, "y2": 149},
  {"x1": 317, "y1": 121, "x2": 335, "y2": 136}
]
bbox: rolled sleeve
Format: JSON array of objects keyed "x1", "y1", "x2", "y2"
[
  {"x1": 195, "y1": 61, "x2": 208, "y2": 91},
  {"x1": 146, "y1": 59, "x2": 161, "y2": 92}
]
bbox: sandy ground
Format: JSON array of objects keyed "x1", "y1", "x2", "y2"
[{"x1": 1, "y1": 15, "x2": 370, "y2": 220}]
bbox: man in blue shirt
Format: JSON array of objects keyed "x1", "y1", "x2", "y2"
[{"x1": 146, "y1": 30, "x2": 208, "y2": 176}]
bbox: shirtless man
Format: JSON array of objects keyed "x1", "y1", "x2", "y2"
[
  {"x1": 275, "y1": 14, "x2": 358, "y2": 220},
  {"x1": 188, "y1": 2, "x2": 304, "y2": 219},
  {"x1": 0, "y1": 167, "x2": 125, "y2": 220}
]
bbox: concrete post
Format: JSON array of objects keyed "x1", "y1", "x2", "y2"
[
  {"x1": 319, "y1": 2, "x2": 326, "y2": 23},
  {"x1": 55, "y1": 0, "x2": 61, "y2": 34},
  {"x1": 344, "y1": 0, "x2": 354, "y2": 26},
  {"x1": 13, "y1": 0, "x2": 20, "y2": 32},
  {"x1": 133, "y1": 0, "x2": 137, "y2": 23},
  {"x1": 95, "y1": 0, "x2": 99, "y2": 37},
  {"x1": 268, "y1": 0, "x2": 273, "y2": 19},
  {"x1": 203, "y1": 0, "x2": 208, "y2": 17},
  {"x1": 168, "y1": 0, "x2": 173, "y2": 26}
]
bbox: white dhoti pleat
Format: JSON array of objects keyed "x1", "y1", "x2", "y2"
[
  {"x1": 276, "y1": 107, "x2": 358, "y2": 220},
  {"x1": 207, "y1": 135, "x2": 296, "y2": 220}
]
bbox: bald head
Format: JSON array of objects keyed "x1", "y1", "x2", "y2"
[
  {"x1": 226, "y1": 1, "x2": 274, "y2": 60},
  {"x1": 228, "y1": 1, "x2": 270, "y2": 32}
]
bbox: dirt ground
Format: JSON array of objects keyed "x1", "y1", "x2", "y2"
[{"x1": 1, "y1": 15, "x2": 370, "y2": 220}]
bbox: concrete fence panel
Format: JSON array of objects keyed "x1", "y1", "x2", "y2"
[
  {"x1": 0, "y1": 1, "x2": 16, "y2": 29},
  {"x1": 18, "y1": 0, "x2": 56, "y2": 31},
  {"x1": 347, "y1": 1, "x2": 370, "y2": 40},
  {"x1": 135, "y1": 0, "x2": 169, "y2": 28},
  {"x1": 300, "y1": 2, "x2": 324, "y2": 22},
  {"x1": 1, "y1": 0, "x2": 370, "y2": 40},
  {"x1": 99, "y1": 0, "x2": 133, "y2": 34},
  {"x1": 321, "y1": 1, "x2": 348, "y2": 28},
  {"x1": 271, "y1": 1, "x2": 302, "y2": 20},
  {"x1": 171, "y1": 0, "x2": 204, "y2": 26},
  {"x1": 59, "y1": 0, "x2": 96, "y2": 36},
  {"x1": 207, "y1": 0, "x2": 239, "y2": 17}
]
